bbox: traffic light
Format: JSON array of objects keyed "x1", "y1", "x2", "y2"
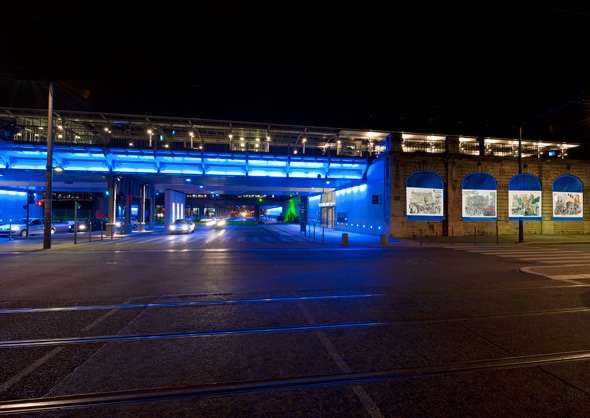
[
  {"x1": 27, "y1": 192, "x2": 35, "y2": 205},
  {"x1": 36, "y1": 200, "x2": 44, "y2": 207}
]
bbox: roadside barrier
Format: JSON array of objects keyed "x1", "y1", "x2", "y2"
[{"x1": 341, "y1": 233, "x2": 349, "y2": 246}]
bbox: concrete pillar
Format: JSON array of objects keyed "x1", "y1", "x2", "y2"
[
  {"x1": 106, "y1": 177, "x2": 118, "y2": 237},
  {"x1": 478, "y1": 136, "x2": 485, "y2": 156},
  {"x1": 138, "y1": 184, "x2": 146, "y2": 231},
  {"x1": 149, "y1": 187, "x2": 156, "y2": 230},
  {"x1": 391, "y1": 132, "x2": 404, "y2": 152},
  {"x1": 446, "y1": 135, "x2": 460, "y2": 154}
]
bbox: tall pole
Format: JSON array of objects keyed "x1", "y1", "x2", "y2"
[
  {"x1": 516, "y1": 94, "x2": 579, "y2": 244},
  {"x1": 518, "y1": 125, "x2": 523, "y2": 243},
  {"x1": 43, "y1": 82, "x2": 54, "y2": 249},
  {"x1": 139, "y1": 184, "x2": 146, "y2": 231}
]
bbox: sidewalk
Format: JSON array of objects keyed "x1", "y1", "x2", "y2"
[
  {"x1": 266, "y1": 223, "x2": 419, "y2": 248},
  {"x1": 408, "y1": 233, "x2": 590, "y2": 247},
  {"x1": 266, "y1": 222, "x2": 590, "y2": 248},
  {"x1": 266, "y1": 224, "x2": 590, "y2": 279}
]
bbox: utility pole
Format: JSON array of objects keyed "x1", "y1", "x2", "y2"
[
  {"x1": 518, "y1": 126, "x2": 523, "y2": 243},
  {"x1": 43, "y1": 82, "x2": 54, "y2": 249},
  {"x1": 517, "y1": 91, "x2": 583, "y2": 243}
]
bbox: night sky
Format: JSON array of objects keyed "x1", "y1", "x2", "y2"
[{"x1": 1, "y1": 2, "x2": 589, "y2": 144}]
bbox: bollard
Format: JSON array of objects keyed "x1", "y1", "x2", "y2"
[
  {"x1": 341, "y1": 233, "x2": 349, "y2": 246},
  {"x1": 380, "y1": 234, "x2": 387, "y2": 246}
]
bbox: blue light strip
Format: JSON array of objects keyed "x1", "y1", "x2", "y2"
[{"x1": 0, "y1": 145, "x2": 367, "y2": 180}]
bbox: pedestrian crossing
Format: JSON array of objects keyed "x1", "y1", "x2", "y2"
[
  {"x1": 233, "y1": 235, "x2": 308, "y2": 243},
  {"x1": 450, "y1": 245, "x2": 590, "y2": 281},
  {"x1": 451, "y1": 245, "x2": 590, "y2": 264},
  {"x1": 151, "y1": 233, "x2": 312, "y2": 246}
]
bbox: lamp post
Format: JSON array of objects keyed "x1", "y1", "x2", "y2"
[
  {"x1": 43, "y1": 82, "x2": 54, "y2": 249},
  {"x1": 518, "y1": 125, "x2": 523, "y2": 243},
  {"x1": 517, "y1": 92, "x2": 582, "y2": 243},
  {"x1": 148, "y1": 129, "x2": 153, "y2": 148},
  {"x1": 139, "y1": 184, "x2": 146, "y2": 232}
]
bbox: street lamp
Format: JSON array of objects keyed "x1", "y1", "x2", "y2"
[
  {"x1": 148, "y1": 129, "x2": 153, "y2": 147},
  {"x1": 44, "y1": 82, "x2": 54, "y2": 250},
  {"x1": 518, "y1": 125, "x2": 523, "y2": 243},
  {"x1": 517, "y1": 92, "x2": 583, "y2": 243}
]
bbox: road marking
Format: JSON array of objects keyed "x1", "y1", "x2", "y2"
[
  {"x1": 297, "y1": 300, "x2": 385, "y2": 418},
  {"x1": 0, "y1": 347, "x2": 64, "y2": 392},
  {"x1": 0, "y1": 300, "x2": 134, "y2": 393}
]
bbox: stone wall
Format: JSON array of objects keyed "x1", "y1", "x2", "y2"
[{"x1": 389, "y1": 151, "x2": 590, "y2": 238}]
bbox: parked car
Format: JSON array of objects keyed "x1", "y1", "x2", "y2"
[
  {"x1": 169, "y1": 218, "x2": 195, "y2": 234},
  {"x1": 116, "y1": 216, "x2": 139, "y2": 230},
  {"x1": 68, "y1": 218, "x2": 107, "y2": 233},
  {"x1": 0, "y1": 218, "x2": 56, "y2": 237}
]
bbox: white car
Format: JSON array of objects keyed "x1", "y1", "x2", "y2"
[
  {"x1": 116, "y1": 216, "x2": 139, "y2": 230},
  {"x1": 0, "y1": 218, "x2": 56, "y2": 237},
  {"x1": 169, "y1": 218, "x2": 196, "y2": 234}
]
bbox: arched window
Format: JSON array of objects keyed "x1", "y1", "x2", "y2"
[
  {"x1": 552, "y1": 175, "x2": 583, "y2": 220},
  {"x1": 406, "y1": 170, "x2": 444, "y2": 221},
  {"x1": 508, "y1": 174, "x2": 542, "y2": 220},
  {"x1": 462, "y1": 172, "x2": 497, "y2": 220}
]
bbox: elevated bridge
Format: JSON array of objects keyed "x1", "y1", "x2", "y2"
[{"x1": 0, "y1": 107, "x2": 386, "y2": 197}]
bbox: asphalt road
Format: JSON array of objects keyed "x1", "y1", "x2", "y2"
[{"x1": 1, "y1": 225, "x2": 590, "y2": 417}]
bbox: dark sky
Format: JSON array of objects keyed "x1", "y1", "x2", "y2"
[{"x1": 1, "y1": 1, "x2": 590, "y2": 143}]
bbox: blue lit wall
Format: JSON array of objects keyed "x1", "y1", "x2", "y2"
[
  {"x1": 0, "y1": 190, "x2": 44, "y2": 223},
  {"x1": 308, "y1": 156, "x2": 389, "y2": 236}
]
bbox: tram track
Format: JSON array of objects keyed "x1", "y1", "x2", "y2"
[
  {"x1": 2, "y1": 232, "x2": 590, "y2": 417},
  {"x1": 2, "y1": 288, "x2": 590, "y2": 415},
  {"x1": 2, "y1": 348, "x2": 590, "y2": 415},
  {"x1": 2, "y1": 305, "x2": 590, "y2": 349}
]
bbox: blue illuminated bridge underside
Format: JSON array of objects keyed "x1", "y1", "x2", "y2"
[{"x1": 0, "y1": 144, "x2": 370, "y2": 196}]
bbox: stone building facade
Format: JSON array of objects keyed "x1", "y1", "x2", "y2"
[{"x1": 388, "y1": 135, "x2": 589, "y2": 239}]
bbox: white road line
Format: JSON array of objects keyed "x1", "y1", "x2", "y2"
[
  {"x1": 1, "y1": 301, "x2": 133, "y2": 393},
  {"x1": 0, "y1": 347, "x2": 64, "y2": 392},
  {"x1": 297, "y1": 300, "x2": 385, "y2": 418},
  {"x1": 500, "y1": 255, "x2": 589, "y2": 260}
]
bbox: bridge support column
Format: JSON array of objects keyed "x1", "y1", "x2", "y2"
[
  {"x1": 106, "y1": 176, "x2": 118, "y2": 237},
  {"x1": 139, "y1": 184, "x2": 146, "y2": 231}
]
